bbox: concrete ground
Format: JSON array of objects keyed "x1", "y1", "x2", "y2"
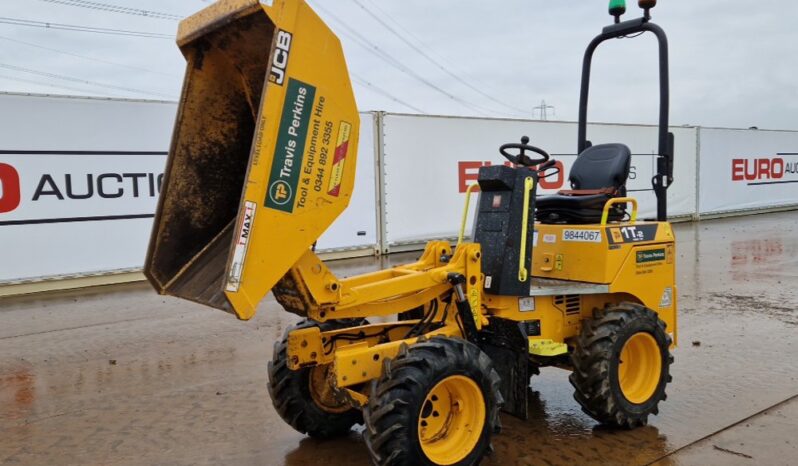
[{"x1": 1, "y1": 210, "x2": 797, "y2": 466}]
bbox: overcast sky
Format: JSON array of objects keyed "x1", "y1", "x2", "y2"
[{"x1": 1, "y1": 0, "x2": 796, "y2": 130}]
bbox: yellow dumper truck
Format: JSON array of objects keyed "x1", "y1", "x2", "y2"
[{"x1": 146, "y1": 1, "x2": 676, "y2": 464}]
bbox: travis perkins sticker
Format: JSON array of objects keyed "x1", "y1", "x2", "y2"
[{"x1": 265, "y1": 79, "x2": 316, "y2": 213}]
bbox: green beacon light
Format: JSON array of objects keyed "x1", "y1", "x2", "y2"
[{"x1": 609, "y1": 0, "x2": 626, "y2": 23}]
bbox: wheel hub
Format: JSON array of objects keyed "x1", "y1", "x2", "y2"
[
  {"x1": 418, "y1": 375, "x2": 485, "y2": 465},
  {"x1": 618, "y1": 332, "x2": 662, "y2": 404},
  {"x1": 308, "y1": 364, "x2": 350, "y2": 414}
]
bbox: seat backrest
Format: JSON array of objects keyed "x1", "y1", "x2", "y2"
[{"x1": 569, "y1": 143, "x2": 632, "y2": 191}]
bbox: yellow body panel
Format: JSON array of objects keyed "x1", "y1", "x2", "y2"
[
  {"x1": 145, "y1": 0, "x2": 359, "y2": 320},
  {"x1": 609, "y1": 241, "x2": 678, "y2": 345},
  {"x1": 532, "y1": 222, "x2": 674, "y2": 283},
  {"x1": 228, "y1": 1, "x2": 359, "y2": 319},
  {"x1": 283, "y1": 218, "x2": 677, "y2": 398},
  {"x1": 487, "y1": 220, "x2": 677, "y2": 348}
]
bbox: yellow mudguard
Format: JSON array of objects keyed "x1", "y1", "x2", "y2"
[{"x1": 145, "y1": 0, "x2": 359, "y2": 320}]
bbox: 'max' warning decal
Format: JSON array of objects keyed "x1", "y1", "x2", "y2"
[
  {"x1": 265, "y1": 78, "x2": 316, "y2": 212},
  {"x1": 327, "y1": 121, "x2": 351, "y2": 197},
  {"x1": 607, "y1": 224, "x2": 658, "y2": 244},
  {"x1": 226, "y1": 201, "x2": 257, "y2": 292}
]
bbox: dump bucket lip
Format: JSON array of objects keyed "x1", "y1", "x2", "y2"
[
  {"x1": 147, "y1": 0, "x2": 273, "y2": 295},
  {"x1": 176, "y1": 0, "x2": 264, "y2": 48}
]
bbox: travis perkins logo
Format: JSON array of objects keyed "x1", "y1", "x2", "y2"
[
  {"x1": 0, "y1": 162, "x2": 163, "y2": 214},
  {"x1": 265, "y1": 78, "x2": 316, "y2": 212},
  {"x1": 732, "y1": 155, "x2": 798, "y2": 185}
]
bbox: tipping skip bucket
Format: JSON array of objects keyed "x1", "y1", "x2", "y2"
[{"x1": 145, "y1": 0, "x2": 359, "y2": 320}]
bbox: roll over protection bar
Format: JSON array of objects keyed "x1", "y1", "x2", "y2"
[{"x1": 577, "y1": 16, "x2": 673, "y2": 221}]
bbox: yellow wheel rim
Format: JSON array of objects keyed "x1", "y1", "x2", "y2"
[
  {"x1": 418, "y1": 375, "x2": 485, "y2": 465},
  {"x1": 618, "y1": 332, "x2": 662, "y2": 404},
  {"x1": 308, "y1": 365, "x2": 350, "y2": 414}
]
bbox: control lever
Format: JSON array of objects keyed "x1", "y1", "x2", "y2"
[
  {"x1": 536, "y1": 159, "x2": 560, "y2": 179},
  {"x1": 537, "y1": 160, "x2": 556, "y2": 171}
]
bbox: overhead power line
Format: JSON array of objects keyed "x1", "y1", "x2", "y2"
[
  {"x1": 0, "y1": 35, "x2": 179, "y2": 78},
  {"x1": 0, "y1": 17, "x2": 173, "y2": 39},
  {"x1": 37, "y1": 0, "x2": 183, "y2": 21},
  {"x1": 362, "y1": 0, "x2": 531, "y2": 115},
  {"x1": 310, "y1": 2, "x2": 495, "y2": 117},
  {"x1": 351, "y1": 76, "x2": 426, "y2": 114},
  {"x1": 351, "y1": 0, "x2": 528, "y2": 117},
  {"x1": 0, "y1": 72, "x2": 126, "y2": 97},
  {"x1": 0, "y1": 63, "x2": 175, "y2": 98}
]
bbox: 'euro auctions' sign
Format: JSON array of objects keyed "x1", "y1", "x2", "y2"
[
  {"x1": 0, "y1": 163, "x2": 21, "y2": 214},
  {"x1": 731, "y1": 156, "x2": 798, "y2": 184}
]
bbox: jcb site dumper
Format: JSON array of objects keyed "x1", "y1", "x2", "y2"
[{"x1": 146, "y1": 1, "x2": 677, "y2": 464}]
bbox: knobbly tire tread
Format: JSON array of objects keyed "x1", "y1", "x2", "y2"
[
  {"x1": 569, "y1": 302, "x2": 673, "y2": 429},
  {"x1": 363, "y1": 337, "x2": 503, "y2": 466},
  {"x1": 267, "y1": 319, "x2": 364, "y2": 438}
]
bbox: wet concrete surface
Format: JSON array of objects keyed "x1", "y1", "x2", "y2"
[
  {"x1": 1, "y1": 210, "x2": 797, "y2": 465},
  {"x1": 661, "y1": 395, "x2": 798, "y2": 465}
]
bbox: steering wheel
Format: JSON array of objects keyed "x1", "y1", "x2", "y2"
[{"x1": 499, "y1": 136, "x2": 551, "y2": 167}]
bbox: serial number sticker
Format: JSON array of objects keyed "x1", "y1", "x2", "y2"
[{"x1": 562, "y1": 229, "x2": 602, "y2": 243}]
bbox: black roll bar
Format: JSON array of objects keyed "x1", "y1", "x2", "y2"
[{"x1": 577, "y1": 17, "x2": 673, "y2": 221}]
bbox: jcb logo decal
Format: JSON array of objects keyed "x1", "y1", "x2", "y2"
[
  {"x1": 269, "y1": 30, "x2": 292, "y2": 86},
  {"x1": 0, "y1": 163, "x2": 21, "y2": 213}
]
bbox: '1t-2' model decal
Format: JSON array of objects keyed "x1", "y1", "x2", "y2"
[{"x1": 606, "y1": 224, "x2": 658, "y2": 244}]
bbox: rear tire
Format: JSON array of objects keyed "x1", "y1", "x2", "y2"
[
  {"x1": 267, "y1": 319, "x2": 364, "y2": 438},
  {"x1": 364, "y1": 337, "x2": 502, "y2": 466},
  {"x1": 570, "y1": 303, "x2": 673, "y2": 428}
]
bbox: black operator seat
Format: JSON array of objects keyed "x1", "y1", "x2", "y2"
[{"x1": 535, "y1": 143, "x2": 632, "y2": 224}]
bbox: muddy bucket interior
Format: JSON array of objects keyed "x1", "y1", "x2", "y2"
[{"x1": 145, "y1": 2, "x2": 274, "y2": 314}]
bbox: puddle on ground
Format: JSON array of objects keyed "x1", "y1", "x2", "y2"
[{"x1": 1, "y1": 212, "x2": 797, "y2": 465}]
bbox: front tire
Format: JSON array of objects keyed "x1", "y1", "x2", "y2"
[
  {"x1": 267, "y1": 319, "x2": 363, "y2": 438},
  {"x1": 364, "y1": 337, "x2": 502, "y2": 466},
  {"x1": 570, "y1": 303, "x2": 673, "y2": 428}
]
